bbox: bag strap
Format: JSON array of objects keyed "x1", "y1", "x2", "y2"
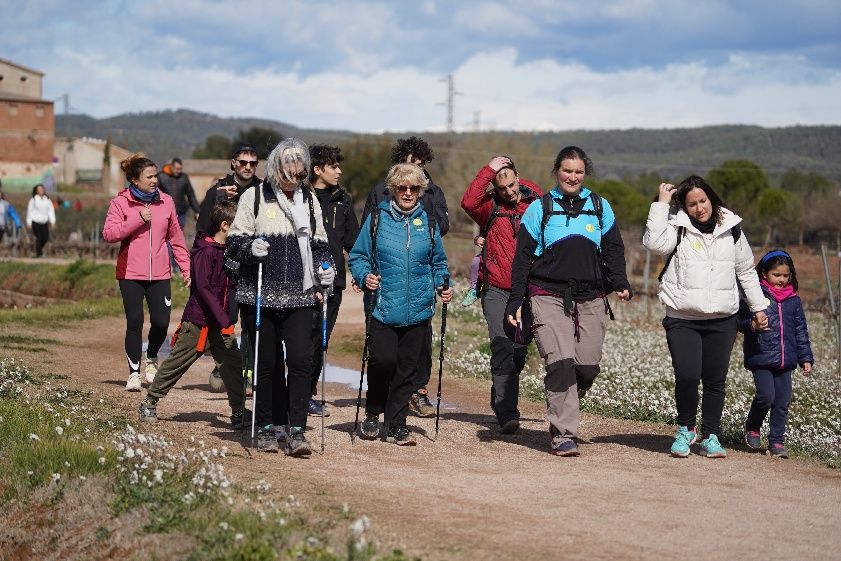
[{"x1": 658, "y1": 226, "x2": 686, "y2": 282}]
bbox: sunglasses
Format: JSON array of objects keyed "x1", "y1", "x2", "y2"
[
  {"x1": 394, "y1": 185, "x2": 422, "y2": 193},
  {"x1": 236, "y1": 159, "x2": 259, "y2": 168}
]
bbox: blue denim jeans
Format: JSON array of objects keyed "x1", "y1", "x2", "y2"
[{"x1": 745, "y1": 368, "x2": 793, "y2": 445}]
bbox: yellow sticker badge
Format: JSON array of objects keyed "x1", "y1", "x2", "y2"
[
  {"x1": 585, "y1": 223, "x2": 595, "y2": 233},
  {"x1": 266, "y1": 208, "x2": 277, "y2": 219},
  {"x1": 692, "y1": 240, "x2": 702, "y2": 251},
  {"x1": 413, "y1": 218, "x2": 423, "y2": 226}
]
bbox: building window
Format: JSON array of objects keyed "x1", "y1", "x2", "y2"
[
  {"x1": 20, "y1": 75, "x2": 27, "y2": 82},
  {"x1": 9, "y1": 104, "x2": 18, "y2": 116},
  {"x1": 35, "y1": 105, "x2": 45, "y2": 118}
]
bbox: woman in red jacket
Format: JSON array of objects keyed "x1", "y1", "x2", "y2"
[{"x1": 103, "y1": 154, "x2": 191, "y2": 391}]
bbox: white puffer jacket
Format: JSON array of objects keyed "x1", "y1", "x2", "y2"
[{"x1": 643, "y1": 202, "x2": 768, "y2": 320}]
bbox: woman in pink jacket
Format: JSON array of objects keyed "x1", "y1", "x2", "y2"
[{"x1": 103, "y1": 154, "x2": 191, "y2": 391}]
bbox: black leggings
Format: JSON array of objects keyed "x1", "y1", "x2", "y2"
[
  {"x1": 32, "y1": 222, "x2": 49, "y2": 257},
  {"x1": 663, "y1": 314, "x2": 738, "y2": 438},
  {"x1": 119, "y1": 279, "x2": 172, "y2": 374}
]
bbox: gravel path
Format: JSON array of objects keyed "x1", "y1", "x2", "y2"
[{"x1": 23, "y1": 287, "x2": 841, "y2": 561}]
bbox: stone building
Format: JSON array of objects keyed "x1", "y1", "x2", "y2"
[{"x1": 0, "y1": 58, "x2": 55, "y2": 192}]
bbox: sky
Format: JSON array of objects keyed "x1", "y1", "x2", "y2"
[{"x1": 2, "y1": 0, "x2": 840, "y2": 133}]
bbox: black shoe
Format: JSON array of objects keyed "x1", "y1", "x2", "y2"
[
  {"x1": 256, "y1": 425, "x2": 278, "y2": 453},
  {"x1": 285, "y1": 429, "x2": 312, "y2": 457},
  {"x1": 386, "y1": 425, "x2": 417, "y2": 446},
  {"x1": 500, "y1": 419, "x2": 520, "y2": 434},
  {"x1": 138, "y1": 399, "x2": 157, "y2": 423},
  {"x1": 230, "y1": 408, "x2": 252, "y2": 430},
  {"x1": 360, "y1": 413, "x2": 380, "y2": 439}
]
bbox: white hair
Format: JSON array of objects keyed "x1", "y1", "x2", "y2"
[{"x1": 265, "y1": 137, "x2": 311, "y2": 185}]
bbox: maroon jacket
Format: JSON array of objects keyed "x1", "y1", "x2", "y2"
[
  {"x1": 181, "y1": 235, "x2": 234, "y2": 329},
  {"x1": 461, "y1": 166, "x2": 542, "y2": 291}
]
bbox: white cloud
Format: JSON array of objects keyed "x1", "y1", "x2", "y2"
[{"x1": 452, "y1": 3, "x2": 539, "y2": 36}]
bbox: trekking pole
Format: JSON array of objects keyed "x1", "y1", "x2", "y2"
[
  {"x1": 319, "y1": 262, "x2": 330, "y2": 453},
  {"x1": 434, "y1": 275, "x2": 450, "y2": 439},
  {"x1": 352, "y1": 290, "x2": 374, "y2": 444},
  {"x1": 250, "y1": 261, "x2": 263, "y2": 444}
]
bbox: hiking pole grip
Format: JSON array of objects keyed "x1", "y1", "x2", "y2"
[{"x1": 435, "y1": 275, "x2": 450, "y2": 438}]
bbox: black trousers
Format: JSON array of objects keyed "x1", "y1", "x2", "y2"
[
  {"x1": 240, "y1": 304, "x2": 313, "y2": 430},
  {"x1": 367, "y1": 318, "x2": 429, "y2": 429},
  {"x1": 412, "y1": 321, "x2": 433, "y2": 392},
  {"x1": 32, "y1": 221, "x2": 49, "y2": 257},
  {"x1": 118, "y1": 279, "x2": 172, "y2": 374},
  {"x1": 310, "y1": 290, "x2": 343, "y2": 394},
  {"x1": 663, "y1": 314, "x2": 738, "y2": 438}
]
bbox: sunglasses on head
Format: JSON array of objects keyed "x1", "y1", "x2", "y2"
[
  {"x1": 394, "y1": 184, "x2": 422, "y2": 193},
  {"x1": 236, "y1": 159, "x2": 258, "y2": 168}
]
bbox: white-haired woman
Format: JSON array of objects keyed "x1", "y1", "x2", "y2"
[
  {"x1": 348, "y1": 163, "x2": 453, "y2": 446},
  {"x1": 225, "y1": 138, "x2": 335, "y2": 456}
]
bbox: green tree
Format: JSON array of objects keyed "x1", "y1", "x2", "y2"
[
  {"x1": 192, "y1": 135, "x2": 232, "y2": 159},
  {"x1": 339, "y1": 135, "x2": 392, "y2": 202},
  {"x1": 755, "y1": 188, "x2": 800, "y2": 245},
  {"x1": 706, "y1": 160, "x2": 770, "y2": 223},
  {"x1": 233, "y1": 127, "x2": 285, "y2": 159},
  {"x1": 588, "y1": 178, "x2": 650, "y2": 228},
  {"x1": 780, "y1": 169, "x2": 836, "y2": 244}
]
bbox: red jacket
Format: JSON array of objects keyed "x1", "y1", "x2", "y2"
[
  {"x1": 461, "y1": 166, "x2": 542, "y2": 291},
  {"x1": 103, "y1": 189, "x2": 190, "y2": 281}
]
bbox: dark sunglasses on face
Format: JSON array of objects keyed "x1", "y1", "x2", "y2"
[
  {"x1": 236, "y1": 159, "x2": 258, "y2": 168},
  {"x1": 395, "y1": 184, "x2": 422, "y2": 193}
]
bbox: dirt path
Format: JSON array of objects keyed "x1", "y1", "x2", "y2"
[{"x1": 13, "y1": 288, "x2": 841, "y2": 561}]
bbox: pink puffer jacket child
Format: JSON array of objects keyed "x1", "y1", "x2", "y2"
[{"x1": 103, "y1": 189, "x2": 190, "y2": 281}]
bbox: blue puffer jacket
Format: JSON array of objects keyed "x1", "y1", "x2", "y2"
[
  {"x1": 349, "y1": 200, "x2": 449, "y2": 327},
  {"x1": 739, "y1": 285, "x2": 814, "y2": 371}
]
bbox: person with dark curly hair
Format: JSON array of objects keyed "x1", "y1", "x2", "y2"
[{"x1": 360, "y1": 136, "x2": 449, "y2": 418}]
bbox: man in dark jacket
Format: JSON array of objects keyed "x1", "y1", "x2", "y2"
[
  {"x1": 308, "y1": 145, "x2": 359, "y2": 416},
  {"x1": 461, "y1": 156, "x2": 542, "y2": 433},
  {"x1": 360, "y1": 136, "x2": 449, "y2": 417},
  {"x1": 197, "y1": 144, "x2": 261, "y2": 237},
  {"x1": 157, "y1": 158, "x2": 201, "y2": 229}
]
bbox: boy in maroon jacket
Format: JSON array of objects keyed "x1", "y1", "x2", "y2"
[{"x1": 138, "y1": 200, "x2": 249, "y2": 429}]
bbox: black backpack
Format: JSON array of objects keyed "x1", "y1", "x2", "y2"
[
  {"x1": 657, "y1": 225, "x2": 742, "y2": 282},
  {"x1": 539, "y1": 191, "x2": 604, "y2": 250},
  {"x1": 477, "y1": 197, "x2": 524, "y2": 296}
]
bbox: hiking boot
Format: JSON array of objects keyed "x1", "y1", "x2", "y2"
[
  {"x1": 551, "y1": 439, "x2": 580, "y2": 457},
  {"x1": 360, "y1": 413, "x2": 380, "y2": 440},
  {"x1": 768, "y1": 443, "x2": 789, "y2": 458},
  {"x1": 208, "y1": 367, "x2": 226, "y2": 393},
  {"x1": 409, "y1": 389, "x2": 435, "y2": 417},
  {"x1": 744, "y1": 427, "x2": 762, "y2": 450},
  {"x1": 386, "y1": 425, "x2": 417, "y2": 446},
  {"x1": 256, "y1": 425, "x2": 278, "y2": 452},
  {"x1": 138, "y1": 399, "x2": 157, "y2": 422},
  {"x1": 284, "y1": 428, "x2": 312, "y2": 457},
  {"x1": 126, "y1": 372, "x2": 142, "y2": 392},
  {"x1": 307, "y1": 398, "x2": 330, "y2": 417},
  {"x1": 670, "y1": 425, "x2": 697, "y2": 458},
  {"x1": 460, "y1": 288, "x2": 478, "y2": 307},
  {"x1": 700, "y1": 434, "x2": 727, "y2": 458},
  {"x1": 500, "y1": 418, "x2": 520, "y2": 434},
  {"x1": 144, "y1": 357, "x2": 158, "y2": 385},
  {"x1": 230, "y1": 408, "x2": 252, "y2": 431},
  {"x1": 275, "y1": 425, "x2": 288, "y2": 444}
]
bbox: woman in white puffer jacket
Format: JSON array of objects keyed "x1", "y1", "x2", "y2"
[{"x1": 643, "y1": 175, "x2": 768, "y2": 459}]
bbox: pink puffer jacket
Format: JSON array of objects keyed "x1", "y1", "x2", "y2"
[{"x1": 102, "y1": 189, "x2": 190, "y2": 281}]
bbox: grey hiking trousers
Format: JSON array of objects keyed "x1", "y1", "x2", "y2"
[
  {"x1": 530, "y1": 296, "x2": 606, "y2": 444},
  {"x1": 482, "y1": 286, "x2": 528, "y2": 425}
]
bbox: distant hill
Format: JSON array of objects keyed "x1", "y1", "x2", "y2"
[{"x1": 56, "y1": 109, "x2": 841, "y2": 182}]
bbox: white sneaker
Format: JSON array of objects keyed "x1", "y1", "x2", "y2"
[
  {"x1": 144, "y1": 358, "x2": 158, "y2": 384},
  {"x1": 126, "y1": 372, "x2": 142, "y2": 391}
]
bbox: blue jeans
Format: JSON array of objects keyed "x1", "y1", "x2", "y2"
[{"x1": 746, "y1": 368, "x2": 792, "y2": 445}]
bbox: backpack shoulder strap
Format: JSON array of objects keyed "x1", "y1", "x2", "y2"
[
  {"x1": 304, "y1": 187, "x2": 316, "y2": 235},
  {"x1": 539, "y1": 192, "x2": 554, "y2": 249},
  {"x1": 658, "y1": 226, "x2": 686, "y2": 282},
  {"x1": 253, "y1": 183, "x2": 261, "y2": 221},
  {"x1": 731, "y1": 224, "x2": 741, "y2": 243},
  {"x1": 589, "y1": 191, "x2": 603, "y2": 232}
]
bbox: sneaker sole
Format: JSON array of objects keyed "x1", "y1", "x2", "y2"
[
  {"x1": 126, "y1": 386, "x2": 141, "y2": 392},
  {"x1": 359, "y1": 431, "x2": 379, "y2": 440},
  {"x1": 386, "y1": 438, "x2": 417, "y2": 446},
  {"x1": 500, "y1": 420, "x2": 520, "y2": 434},
  {"x1": 552, "y1": 448, "x2": 580, "y2": 457},
  {"x1": 140, "y1": 416, "x2": 157, "y2": 423},
  {"x1": 670, "y1": 450, "x2": 691, "y2": 458},
  {"x1": 702, "y1": 449, "x2": 727, "y2": 458},
  {"x1": 285, "y1": 446, "x2": 312, "y2": 457}
]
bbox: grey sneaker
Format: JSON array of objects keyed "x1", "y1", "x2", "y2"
[
  {"x1": 230, "y1": 408, "x2": 252, "y2": 431},
  {"x1": 138, "y1": 399, "x2": 157, "y2": 422},
  {"x1": 208, "y1": 366, "x2": 226, "y2": 393},
  {"x1": 409, "y1": 389, "x2": 436, "y2": 417},
  {"x1": 284, "y1": 429, "x2": 312, "y2": 457},
  {"x1": 768, "y1": 443, "x2": 789, "y2": 458},
  {"x1": 386, "y1": 425, "x2": 417, "y2": 446},
  {"x1": 744, "y1": 427, "x2": 762, "y2": 450},
  {"x1": 256, "y1": 425, "x2": 278, "y2": 452},
  {"x1": 360, "y1": 413, "x2": 380, "y2": 439},
  {"x1": 551, "y1": 439, "x2": 580, "y2": 457}
]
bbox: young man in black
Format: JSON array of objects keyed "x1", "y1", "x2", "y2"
[{"x1": 308, "y1": 144, "x2": 359, "y2": 415}]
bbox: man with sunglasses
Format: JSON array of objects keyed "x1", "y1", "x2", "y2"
[
  {"x1": 196, "y1": 144, "x2": 262, "y2": 237},
  {"x1": 361, "y1": 136, "x2": 449, "y2": 418}
]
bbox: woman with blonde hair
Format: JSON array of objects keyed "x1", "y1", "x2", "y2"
[{"x1": 349, "y1": 163, "x2": 453, "y2": 446}]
